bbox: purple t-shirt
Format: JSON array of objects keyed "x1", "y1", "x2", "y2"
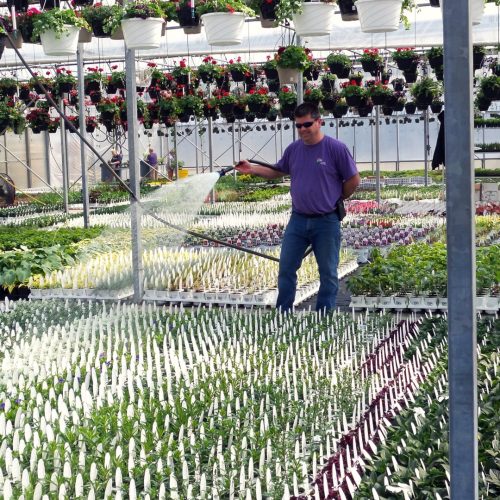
[
  {"x1": 147, "y1": 152, "x2": 158, "y2": 166},
  {"x1": 275, "y1": 135, "x2": 358, "y2": 215}
]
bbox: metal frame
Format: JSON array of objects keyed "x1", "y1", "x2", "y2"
[{"x1": 443, "y1": 2, "x2": 478, "y2": 499}]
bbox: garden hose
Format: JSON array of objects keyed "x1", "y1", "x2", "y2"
[{"x1": 5, "y1": 32, "x2": 304, "y2": 265}]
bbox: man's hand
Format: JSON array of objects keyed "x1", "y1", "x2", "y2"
[{"x1": 234, "y1": 160, "x2": 253, "y2": 174}]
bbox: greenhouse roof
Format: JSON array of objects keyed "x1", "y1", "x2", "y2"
[{"x1": 1, "y1": 3, "x2": 499, "y2": 67}]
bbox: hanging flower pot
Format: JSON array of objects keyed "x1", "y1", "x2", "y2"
[
  {"x1": 358, "y1": 103, "x2": 373, "y2": 117},
  {"x1": 121, "y1": 17, "x2": 164, "y2": 50},
  {"x1": 233, "y1": 105, "x2": 246, "y2": 119},
  {"x1": 40, "y1": 25, "x2": 80, "y2": 56},
  {"x1": 7, "y1": 0, "x2": 29, "y2": 13},
  {"x1": 403, "y1": 69, "x2": 418, "y2": 83},
  {"x1": 321, "y1": 95, "x2": 338, "y2": 111},
  {"x1": 74, "y1": 0, "x2": 94, "y2": 5},
  {"x1": 78, "y1": 28, "x2": 92, "y2": 43},
  {"x1": 356, "y1": 0, "x2": 403, "y2": 33},
  {"x1": 292, "y1": 3, "x2": 335, "y2": 37},
  {"x1": 338, "y1": 0, "x2": 358, "y2": 21},
  {"x1": 267, "y1": 79, "x2": 280, "y2": 92},
  {"x1": 259, "y1": 0, "x2": 278, "y2": 27},
  {"x1": 177, "y1": 5, "x2": 202, "y2": 34},
  {"x1": 404, "y1": 101, "x2": 416, "y2": 114},
  {"x1": 5, "y1": 32, "x2": 23, "y2": 50},
  {"x1": 277, "y1": 67, "x2": 302, "y2": 85},
  {"x1": 201, "y1": 12, "x2": 246, "y2": 46},
  {"x1": 89, "y1": 90, "x2": 102, "y2": 104}
]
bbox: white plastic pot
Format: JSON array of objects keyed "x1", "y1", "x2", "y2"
[
  {"x1": 441, "y1": 0, "x2": 484, "y2": 25},
  {"x1": 356, "y1": 0, "x2": 403, "y2": 33},
  {"x1": 277, "y1": 67, "x2": 302, "y2": 84},
  {"x1": 40, "y1": 25, "x2": 80, "y2": 56},
  {"x1": 292, "y1": 3, "x2": 336, "y2": 37},
  {"x1": 121, "y1": 17, "x2": 164, "y2": 50},
  {"x1": 201, "y1": 12, "x2": 246, "y2": 46}
]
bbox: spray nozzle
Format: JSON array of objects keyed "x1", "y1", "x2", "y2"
[{"x1": 218, "y1": 166, "x2": 236, "y2": 176}]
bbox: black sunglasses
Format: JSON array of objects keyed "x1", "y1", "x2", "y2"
[{"x1": 295, "y1": 121, "x2": 316, "y2": 129}]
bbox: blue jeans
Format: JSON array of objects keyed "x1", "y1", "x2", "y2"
[{"x1": 276, "y1": 212, "x2": 341, "y2": 313}]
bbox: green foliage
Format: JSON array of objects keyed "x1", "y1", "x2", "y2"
[
  {"x1": 326, "y1": 52, "x2": 352, "y2": 68},
  {"x1": 32, "y1": 8, "x2": 90, "y2": 39},
  {"x1": 195, "y1": 0, "x2": 255, "y2": 16},
  {"x1": 0, "y1": 245, "x2": 75, "y2": 291},
  {"x1": 275, "y1": 45, "x2": 312, "y2": 71},
  {"x1": 0, "y1": 227, "x2": 104, "y2": 251}
]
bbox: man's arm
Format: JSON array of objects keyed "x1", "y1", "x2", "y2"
[
  {"x1": 235, "y1": 160, "x2": 285, "y2": 180},
  {"x1": 342, "y1": 173, "x2": 361, "y2": 199}
]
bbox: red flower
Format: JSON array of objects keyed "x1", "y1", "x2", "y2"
[
  {"x1": 111, "y1": 65, "x2": 118, "y2": 70},
  {"x1": 147, "y1": 62, "x2": 157, "y2": 68},
  {"x1": 226, "y1": 4, "x2": 235, "y2": 12}
]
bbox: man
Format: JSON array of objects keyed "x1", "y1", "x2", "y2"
[
  {"x1": 108, "y1": 149, "x2": 122, "y2": 180},
  {"x1": 236, "y1": 102, "x2": 360, "y2": 313},
  {"x1": 146, "y1": 147, "x2": 158, "y2": 180}
]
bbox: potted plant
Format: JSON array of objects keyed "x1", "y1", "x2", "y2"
[
  {"x1": 197, "y1": 56, "x2": 223, "y2": 83},
  {"x1": 53, "y1": 68, "x2": 76, "y2": 95},
  {"x1": 233, "y1": 95, "x2": 247, "y2": 119},
  {"x1": 196, "y1": 0, "x2": 255, "y2": 47},
  {"x1": 203, "y1": 96, "x2": 219, "y2": 119},
  {"x1": 340, "y1": 81, "x2": 368, "y2": 107},
  {"x1": 321, "y1": 91, "x2": 340, "y2": 112},
  {"x1": 32, "y1": 7, "x2": 90, "y2": 56},
  {"x1": 303, "y1": 86, "x2": 323, "y2": 105},
  {"x1": 326, "y1": 52, "x2": 352, "y2": 79},
  {"x1": 84, "y1": 67, "x2": 103, "y2": 95},
  {"x1": 117, "y1": 0, "x2": 165, "y2": 50},
  {"x1": 178, "y1": 92, "x2": 204, "y2": 118},
  {"x1": 65, "y1": 114, "x2": 80, "y2": 132},
  {"x1": 227, "y1": 57, "x2": 251, "y2": 82},
  {"x1": 0, "y1": 77, "x2": 17, "y2": 98},
  {"x1": 172, "y1": 0, "x2": 201, "y2": 34},
  {"x1": 17, "y1": 8, "x2": 42, "y2": 44},
  {"x1": 338, "y1": 0, "x2": 358, "y2": 21},
  {"x1": 47, "y1": 117, "x2": 60, "y2": 134},
  {"x1": 475, "y1": 91, "x2": 491, "y2": 112},
  {"x1": 355, "y1": 0, "x2": 415, "y2": 33},
  {"x1": 275, "y1": 0, "x2": 336, "y2": 37},
  {"x1": 26, "y1": 105, "x2": 51, "y2": 133},
  {"x1": 277, "y1": 86, "x2": 297, "y2": 118},
  {"x1": 357, "y1": 100, "x2": 373, "y2": 117},
  {"x1": 96, "y1": 96, "x2": 122, "y2": 121},
  {"x1": 82, "y1": 3, "x2": 121, "y2": 38},
  {"x1": 473, "y1": 44, "x2": 486, "y2": 70},
  {"x1": 430, "y1": 98, "x2": 443, "y2": 114},
  {"x1": 391, "y1": 77, "x2": 405, "y2": 92},
  {"x1": 320, "y1": 72, "x2": 337, "y2": 93},
  {"x1": 0, "y1": 14, "x2": 22, "y2": 49},
  {"x1": 426, "y1": 46, "x2": 443, "y2": 69},
  {"x1": 479, "y1": 75, "x2": 500, "y2": 101},
  {"x1": 252, "y1": 0, "x2": 279, "y2": 28},
  {"x1": 246, "y1": 86, "x2": 270, "y2": 113},
  {"x1": 171, "y1": 59, "x2": 192, "y2": 86},
  {"x1": 359, "y1": 48, "x2": 383, "y2": 75},
  {"x1": 28, "y1": 73, "x2": 53, "y2": 94},
  {"x1": 275, "y1": 45, "x2": 312, "y2": 84},
  {"x1": 392, "y1": 47, "x2": 420, "y2": 72},
  {"x1": 85, "y1": 115, "x2": 98, "y2": 133},
  {"x1": 410, "y1": 76, "x2": 441, "y2": 109},
  {"x1": 0, "y1": 98, "x2": 17, "y2": 134},
  {"x1": 368, "y1": 82, "x2": 394, "y2": 106},
  {"x1": 404, "y1": 101, "x2": 416, "y2": 114},
  {"x1": 260, "y1": 56, "x2": 278, "y2": 80},
  {"x1": 490, "y1": 59, "x2": 500, "y2": 77},
  {"x1": 332, "y1": 97, "x2": 348, "y2": 118},
  {"x1": 215, "y1": 90, "x2": 237, "y2": 115},
  {"x1": 158, "y1": 95, "x2": 180, "y2": 124}
]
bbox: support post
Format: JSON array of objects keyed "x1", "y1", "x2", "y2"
[
  {"x1": 443, "y1": 2, "x2": 478, "y2": 500},
  {"x1": 59, "y1": 98, "x2": 69, "y2": 214},
  {"x1": 396, "y1": 114, "x2": 400, "y2": 172},
  {"x1": 24, "y1": 129, "x2": 32, "y2": 187},
  {"x1": 44, "y1": 131, "x2": 51, "y2": 186},
  {"x1": 207, "y1": 116, "x2": 214, "y2": 203},
  {"x1": 173, "y1": 122, "x2": 179, "y2": 180},
  {"x1": 194, "y1": 115, "x2": 200, "y2": 174},
  {"x1": 424, "y1": 108, "x2": 429, "y2": 186},
  {"x1": 125, "y1": 47, "x2": 144, "y2": 302},
  {"x1": 77, "y1": 44, "x2": 90, "y2": 228},
  {"x1": 375, "y1": 105, "x2": 381, "y2": 204}
]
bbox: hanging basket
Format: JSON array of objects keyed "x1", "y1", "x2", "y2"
[
  {"x1": 356, "y1": 0, "x2": 403, "y2": 33},
  {"x1": 277, "y1": 67, "x2": 302, "y2": 84},
  {"x1": 5, "y1": 32, "x2": 23, "y2": 49},
  {"x1": 292, "y1": 3, "x2": 335, "y2": 37},
  {"x1": 201, "y1": 12, "x2": 246, "y2": 46},
  {"x1": 40, "y1": 25, "x2": 80, "y2": 56},
  {"x1": 440, "y1": 0, "x2": 484, "y2": 25},
  {"x1": 78, "y1": 28, "x2": 92, "y2": 44},
  {"x1": 121, "y1": 17, "x2": 164, "y2": 50}
]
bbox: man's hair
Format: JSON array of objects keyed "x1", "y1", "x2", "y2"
[{"x1": 294, "y1": 102, "x2": 321, "y2": 120}]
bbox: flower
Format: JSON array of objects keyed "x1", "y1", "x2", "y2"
[
  {"x1": 392, "y1": 47, "x2": 418, "y2": 61},
  {"x1": 359, "y1": 48, "x2": 383, "y2": 64}
]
